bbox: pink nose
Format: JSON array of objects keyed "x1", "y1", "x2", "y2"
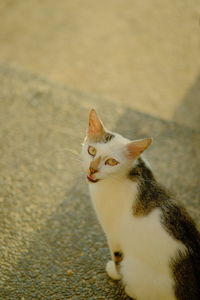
[{"x1": 89, "y1": 167, "x2": 98, "y2": 175}]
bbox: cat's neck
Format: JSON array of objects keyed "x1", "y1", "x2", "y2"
[
  {"x1": 129, "y1": 157, "x2": 170, "y2": 216},
  {"x1": 89, "y1": 168, "x2": 138, "y2": 234},
  {"x1": 89, "y1": 157, "x2": 169, "y2": 217},
  {"x1": 128, "y1": 157, "x2": 155, "y2": 181},
  {"x1": 89, "y1": 157, "x2": 146, "y2": 192}
]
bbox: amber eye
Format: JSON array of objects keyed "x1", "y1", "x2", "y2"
[
  {"x1": 105, "y1": 158, "x2": 119, "y2": 166},
  {"x1": 88, "y1": 146, "x2": 96, "y2": 157}
]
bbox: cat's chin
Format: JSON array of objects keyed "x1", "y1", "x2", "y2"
[{"x1": 87, "y1": 175, "x2": 100, "y2": 183}]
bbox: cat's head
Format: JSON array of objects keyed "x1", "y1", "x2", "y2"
[{"x1": 82, "y1": 109, "x2": 152, "y2": 183}]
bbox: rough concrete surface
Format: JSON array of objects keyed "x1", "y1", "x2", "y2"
[
  {"x1": 0, "y1": 0, "x2": 200, "y2": 121},
  {"x1": 0, "y1": 64, "x2": 200, "y2": 299}
]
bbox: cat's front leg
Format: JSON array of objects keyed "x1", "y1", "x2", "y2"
[
  {"x1": 106, "y1": 251, "x2": 123, "y2": 280},
  {"x1": 106, "y1": 260, "x2": 121, "y2": 280}
]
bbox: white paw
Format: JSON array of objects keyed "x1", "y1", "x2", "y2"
[
  {"x1": 106, "y1": 260, "x2": 121, "y2": 280},
  {"x1": 125, "y1": 285, "x2": 137, "y2": 299}
]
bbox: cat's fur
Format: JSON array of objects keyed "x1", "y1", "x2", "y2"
[{"x1": 82, "y1": 109, "x2": 200, "y2": 300}]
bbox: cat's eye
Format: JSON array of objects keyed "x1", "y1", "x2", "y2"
[
  {"x1": 88, "y1": 146, "x2": 96, "y2": 157},
  {"x1": 105, "y1": 158, "x2": 119, "y2": 166}
]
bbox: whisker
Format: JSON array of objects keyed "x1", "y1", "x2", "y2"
[
  {"x1": 56, "y1": 148, "x2": 82, "y2": 161},
  {"x1": 70, "y1": 157, "x2": 83, "y2": 164},
  {"x1": 62, "y1": 148, "x2": 80, "y2": 156}
]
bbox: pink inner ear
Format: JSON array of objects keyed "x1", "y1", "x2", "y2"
[
  {"x1": 87, "y1": 109, "x2": 105, "y2": 138},
  {"x1": 126, "y1": 138, "x2": 152, "y2": 159},
  {"x1": 88, "y1": 119, "x2": 99, "y2": 135}
]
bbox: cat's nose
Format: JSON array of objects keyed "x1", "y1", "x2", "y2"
[{"x1": 89, "y1": 167, "x2": 98, "y2": 175}]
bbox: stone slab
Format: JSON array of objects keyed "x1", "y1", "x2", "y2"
[{"x1": 0, "y1": 0, "x2": 200, "y2": 121}]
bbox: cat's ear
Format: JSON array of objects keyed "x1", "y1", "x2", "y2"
[
  {"x1": 87, "y1": 109, "x2": 106, "y2": 139},
  {"x1": 126, "y1": 138, "x2": 153, "y2": 159}
]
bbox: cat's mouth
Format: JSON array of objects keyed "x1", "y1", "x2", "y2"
[{"x1": 87, "y1": 175, "x2": 99, "y2": 183}]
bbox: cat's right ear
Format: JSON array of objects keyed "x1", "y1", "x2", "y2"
[
  {"x1": 87, "y1": 109, "x2": 106, "y2": 140},
  {"x1": 126, "y1": 138, "x2": 153, "y2": 159}
]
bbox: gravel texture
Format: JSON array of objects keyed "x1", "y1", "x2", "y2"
[{"x1": 0, "y1": 64, "x2": 200, "y2": 299}]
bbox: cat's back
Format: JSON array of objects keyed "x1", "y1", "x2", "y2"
[
  {"x1": 123, "y1": 159, "x2": 200, "y2": 299},
  {"x1": 119, "y1": 205, "x2": 184, "y2": 300},
  {"x1": 120, "y1": 200, "x2": 200, "y2": 300},
  {"x1": 161, "y1": 201, "x2": 200, "y2": 299}
]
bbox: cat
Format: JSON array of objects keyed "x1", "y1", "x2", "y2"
[{"x1": 82, "y1": 109, "x2": 200, "y2": 300}]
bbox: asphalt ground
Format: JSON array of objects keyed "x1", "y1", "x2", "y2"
[{"x1": 0, "y1": 64, "x2": 200, "y2": 299}]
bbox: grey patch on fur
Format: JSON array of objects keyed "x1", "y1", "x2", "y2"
[
  {"x1": 129, "y1": 158, "x2": 170, "y2": 215},
  {"x1": 114, "y1": 251, "x2": 123, "y2": 265},
  {"x1": 162, "y1": 203, "x2": 200, "y2": 300},
  {"x1": 88, "y1": 131, "x2": 115, "y2": 144},
  {"x1": 114, "y1": 251, "x2": 123, "y2": 274},
  {"x1": 170, "y1": 249, "x2": 200, "y2": 300},
  {"x1": 161, "y1": 202, "x2": 200, "y2": 250},
  {"x1": 103, "y1": 132, "x2": 115, "y2": 143},
  {"x1": 129, "y1": 158, "x2": 200, "y2": 299}
]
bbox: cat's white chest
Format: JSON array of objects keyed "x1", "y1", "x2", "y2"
[
  {"x1": 89, "y1": 178, "x2": 184, "y2": 273},
  {"x1": 89, "y1": 179, "x2": 136, "y2": 242}
]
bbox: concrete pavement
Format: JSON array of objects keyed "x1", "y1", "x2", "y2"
[
  {"x1": 0, "y1": 0, "x2": 200, "y2": 122},
  {"x1": 0, "y1": 64, "x2": 199, "y2": 299},
  {"x1": 0, "y1": 1, "x2": 200, "y2": 298}
]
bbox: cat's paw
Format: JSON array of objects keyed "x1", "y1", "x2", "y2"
[
  {"x1": 106, "y1": 260, "x2": 121, "y2": 280},
  {"x1": 125, "y1": 285, "x2": 137, "y2": 299}
]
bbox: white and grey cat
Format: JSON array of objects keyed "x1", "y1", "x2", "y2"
[{"x1": 82, "y1": 109, "x2": 200, "y2": 300}]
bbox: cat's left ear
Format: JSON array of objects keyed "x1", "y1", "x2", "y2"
[
  {"x1": 87, "y1": 109, "x2": 106, "y2": 139},
  {"x1": 126, "y1": 138, "x2": 153, "y2": 159}
]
